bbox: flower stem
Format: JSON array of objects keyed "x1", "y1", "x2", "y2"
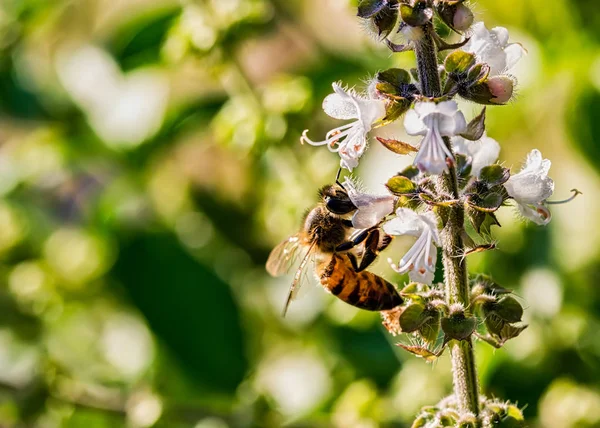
[{"x1": 415, "y1": 23, "x2": 481, "y2": 418}]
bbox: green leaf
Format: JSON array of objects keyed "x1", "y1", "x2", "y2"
[
  {"x1": 460, "y1": 107, "x2": 486, "y2": 141},
  {"x1": 399, "y1": 303, "x2": 430, "y2": 332},
  {"x1": 398, "y1": 165, "x2": 421, "y2": 180},
  {"x1": 494, "y1": 296, "x2": 524, "y2": 323},
  {"x1": 419, "y1": 311, "x2": 441, "y2": 343},
  {"x1": 444, "y1": 50, "x2": 476, "y2": 74},
  {"x1": 377, "y1": 68, "x2": 412, "y2": 86},
  {"x1": 112, "y1": 233, "x2": 248, "y2": 394},
  {"x1": 381, "y1": 100, "x2": 412, "y2": 123},
  {"x1": 387, "y1": 175, "x2": 417, "y2": 194},
  {"x1": 479, "y1": 164, "x2": 510, "y2": 186}
]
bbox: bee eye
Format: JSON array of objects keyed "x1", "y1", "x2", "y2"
[{"x1": 325, "y1": 197, "x2": 356, "y2": 214}]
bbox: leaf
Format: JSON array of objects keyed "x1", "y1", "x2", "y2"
[
  {"x1": 378, "y1": 137, "x2": 418, "y2": 155},
  {"x1": 112, "y1": 233, "x2": 248, "y2": 394},
  {"x1": 460, "y1": 107, "x2": 486, "y2": 141},
  {"x1": 494, "y1": 296, "x2": 524, "y2": 323},
  {"x1": 396, "y1": 343, "x2": 440, "y2": 362},
  {"x1": 398, "y1": 303, "x2": 430, "y2": 332},
  {"x1": 377, "y1": 68, "x2": 412, "y2": 86},
  {"x1": 386, "y1": 175, "x2": 417, "y2": 196},
  {"x1": 444, "y1": 50, "x2": 476, "y2": 74},
  {"x1": 419, "y1": 311, "x2": 441, "y2": 343},
  {"x1": 381, "y1": 100, "x2": 412, "y2": 123}
]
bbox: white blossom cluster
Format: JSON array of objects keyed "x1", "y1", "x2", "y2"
[{"x1": 302, "y1": 22, "x2": 557, "y2": 284}]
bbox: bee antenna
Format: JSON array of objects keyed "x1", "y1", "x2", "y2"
[{"x1": 335, "y1": 167, "x2": 344, "y2": 188}]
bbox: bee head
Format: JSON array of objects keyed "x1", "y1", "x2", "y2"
[{"x1": 319, "y1": 184, "x2": 357, "y2": 215}]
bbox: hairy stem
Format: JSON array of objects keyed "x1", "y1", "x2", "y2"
[{"x1": 415, "y1": 23, "x2": 480, "y2": 417}]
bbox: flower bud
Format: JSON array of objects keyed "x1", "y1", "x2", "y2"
[
  {"x1": 436, "y1": 2, "x2": 474, "y2": 33},
  {"x1": 452, "y1": 4, "x2": 474, "y2": 31},
  {"x1": 487, "y1": 75, "x2": 515, "y2": 104},
  {"x1": 459, "y1": 76, "x2": 515, "y2": 105}
]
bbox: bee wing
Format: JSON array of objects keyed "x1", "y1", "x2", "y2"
[
  {"x1": 266, "y1": 234, "x2": 303, "y2": 277},
  {"x1": 282, "y1": 241, "x2": 317, "y2": 317},
  {"x1": 351, "y1": 195, "x2": 396, "y2": 229}
]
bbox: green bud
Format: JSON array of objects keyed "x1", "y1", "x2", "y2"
[
  {"x1": 479, "y1": 164, "x2": 510, "y2": 186},
  {"x1": 455, "y1": 153, "x2": 472, "y2": 178},
  {"x1": 444, "y1": 50, "x2": 476, "y2": 74},
  {"x1": 387, "y1": 175, "x2": 417, "y2": 195},
  {"x1": 471, "y1": 274, "x2": 512, "y2": 297},
  {"x1": 359, "y1": 0, "x2": 400, "y2": 39},
  {"x1": 400, "y1": 3, "x2": 433, "y2": 27},
  {"x1": 460, "y1": 76, "x2": 514, "y2": 105},
  {"x1": 441, "y1": 311, "x2": 477, "y2": 341},
  {"x1": 468, "y1": 192, "x2": 503, "y2": 213}
]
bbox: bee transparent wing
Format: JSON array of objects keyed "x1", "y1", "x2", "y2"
[
  {"x1": 351, "y1": 195, "x2": 396, "y2": 229},
  {"x1": 266, "y1": 235, "x2": 303, "y2": 277},
  {"x1": 282, "y1": 241, "x2": 317, "y2": 317}
]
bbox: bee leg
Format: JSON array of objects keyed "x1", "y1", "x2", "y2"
[
  {"x1": 378, "y1": 233, "x2": 393, "y2": 252},
  {"x1": 346, "y1": 253, "x2": 360, "y2": 271},
  {"x1": 335, "y1": 227, "x2": 372, "y2": 252},
  {"x1": 356, "y1": 229, "x2": 381, "y2": 272}
]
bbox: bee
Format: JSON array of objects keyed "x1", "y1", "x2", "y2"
[{"x1": 266, "y1": 182, "x2": 403, "y2": 316}]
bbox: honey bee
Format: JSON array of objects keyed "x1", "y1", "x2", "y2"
[{"x1": 266, "y1": 182, "x2": 403, "y2": 316}]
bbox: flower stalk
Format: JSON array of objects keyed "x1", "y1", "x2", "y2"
[{"x1": 416, "y1": 22, "x2": 481, "y2": 418}]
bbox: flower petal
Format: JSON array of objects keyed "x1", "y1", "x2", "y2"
[
  {"x1": 322, "y1": 92, "x2": 358, "y2": 120},
  {"x1": 404, "y1": 109, "x2": 427, "y2": 136},
  {"x1": 383, "y1": 208, "x2": 423, "y2": 237},
  {"x1": 517, "y1": 202, "x2": 552, "y2": 226}
]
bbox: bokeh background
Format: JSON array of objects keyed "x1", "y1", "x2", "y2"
[{"x1": 0, "y1": 0, "x2": 598, "y2": 427}]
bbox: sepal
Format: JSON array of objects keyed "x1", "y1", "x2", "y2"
[
  {"x1": 358, "y1": 0, "x2": 400, "y2": 39},
  {"x1": 400, "y1": 2, "x2": 433, "y2": 27}
]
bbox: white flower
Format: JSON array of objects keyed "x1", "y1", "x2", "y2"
[
  {"x1": 504, "y1": 149, "x2": 554, "y2": 225},
  {"x1": 404, "y1": 100, "x2": 467, "y2": 175},
  {"x1": 463, "y1": 22, "x2": 526, "y2": 76},
  {"x1": 343, "y1": 178, "x2": 396, "y2": 229},
  {"x1": 301, "y1": 82, "x2": 386, "y2": 171},
  {"x1": 383, "y1": 209, "x2": 440, "y2": 284},
  {"x1": 453, "y1": 133, "x2": 501, "y2": 177}
]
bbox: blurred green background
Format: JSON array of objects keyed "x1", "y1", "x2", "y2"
[{"x1": 0, "y1": 0, "x2": 598, "y2": 427}]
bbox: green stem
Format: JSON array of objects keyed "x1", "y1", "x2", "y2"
[{"x1": 415, "y1": 23, "x2": 481, "y2": 418}]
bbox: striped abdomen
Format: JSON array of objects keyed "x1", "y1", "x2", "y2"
[{"x1": 317, "y1": 254, "x2": 402, "y2": 311}]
